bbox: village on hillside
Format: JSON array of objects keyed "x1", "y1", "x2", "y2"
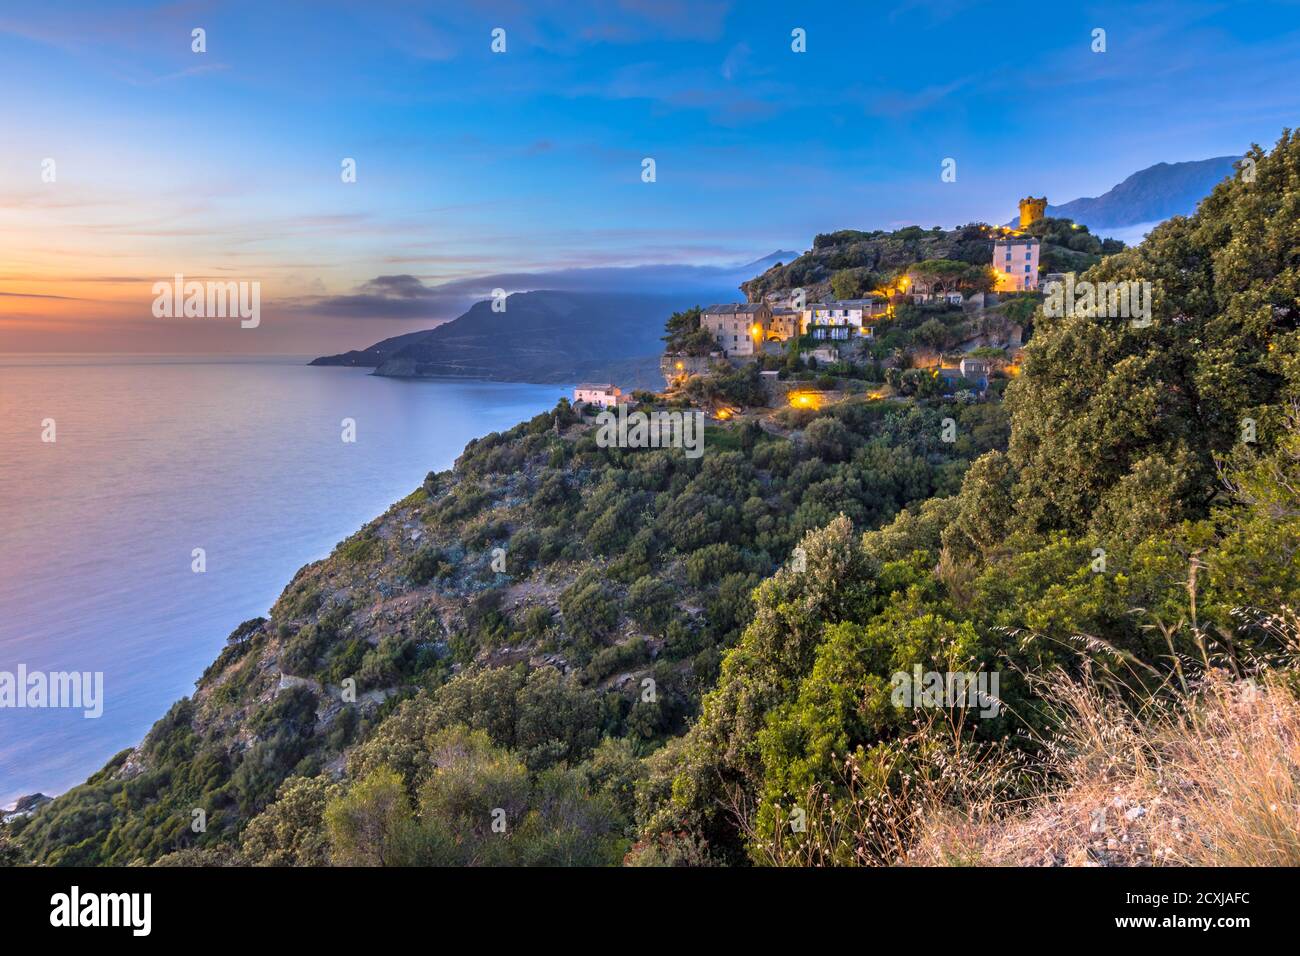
[{"x1": 573, "y1": 198, "x2": 1103, "y2": 418}]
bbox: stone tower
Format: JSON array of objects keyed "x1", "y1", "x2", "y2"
[{"x1": 1018, "y1": 196, "x2": 1047, "y2": 229}]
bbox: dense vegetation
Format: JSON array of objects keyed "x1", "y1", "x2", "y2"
[
  {"x1": 7, "y1": 373, "x2": 1002, "y2": 865},
  {"x1": 640, "y1": 132, "x2": 1300, "y2": 862},
  {"x1": 5, "y1": 131, "x2": 1297, "y2": 867},
  {"x1": 741, "y1": 220, "x2": 1121, "y2": 304}
]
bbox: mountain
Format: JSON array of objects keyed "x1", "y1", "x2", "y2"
[
  {"x1": 311, "y1": 252, "x2": 797, "y2": 388},
  {"x1": 1044, "y1": 156, "x2": 1241, "y2": 230},
  {"x1": 307, "y1": 328, "x2": 434, "y2": 369},
  {"x1": 315, "y1": 290, "x2": 695, "y2": 389}
]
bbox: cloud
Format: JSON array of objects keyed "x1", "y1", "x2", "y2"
[
  {"x1": 866, "y1": 77, "x2": 972, "y2": 118},
  {"x1": 293, "y1": 274, "x2": 447, "y2": 320},
  {"x1": 720, "y1": 42, "x2": 750, "y2": 81},
  {"x1": 281, "y1": 251, "x2": 793, "y2": 323},
  {"x1": 0, "y1": 291, "x2": 83, "y2": 300}
]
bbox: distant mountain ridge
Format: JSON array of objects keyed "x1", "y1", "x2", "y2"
[
  {"x1": 311, "y1": 251, "x2": 795, "y2": 388},
  {"x1": 313, "y1": 291, "x2": 698, "y2": 389},
  {"x1": 1043, "y1": 156, "x2": 1241, "y2": 229}
]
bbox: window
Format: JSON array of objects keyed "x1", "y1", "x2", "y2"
[{"x1": 1024, "y1": 264, "x2": 1031, "y2": 272}]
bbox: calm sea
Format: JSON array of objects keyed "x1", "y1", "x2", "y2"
[{"x1": 0, "y1": 356, "x2": 567, "y2": 806}]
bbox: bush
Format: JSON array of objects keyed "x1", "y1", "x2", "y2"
[
  {"x1": 560, "y1": 572, "x2": 620, "y2": 646},
  {"x1": 404, "y1": 546, "x2": 451, "y2": 585}
]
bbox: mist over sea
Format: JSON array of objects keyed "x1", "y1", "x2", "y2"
[{"x1": 0, "y1": 356, "x2": 567, "y2": 806}]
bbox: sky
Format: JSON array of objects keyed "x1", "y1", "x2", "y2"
[{"x1": 1, "y1": 0, "x2": 1298, "y2": 355}]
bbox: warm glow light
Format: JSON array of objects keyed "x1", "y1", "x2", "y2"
[
  {"x1": 787, "y1": 391, "x2": 823, "y2": 409},
  {"x1": 751, "y1": 324, "x2": 762, "y2": 336}
]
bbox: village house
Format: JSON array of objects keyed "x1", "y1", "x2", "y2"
[
  {"x1": 993, "y1": 235, "x2": 1040, "y2": 292},
  {"x1": 936, "y1": 357, "x2": 991, "y2": 392},
  {"x1": 959, "y1": 357, "x2": 991, "y2": 389},
  {"x1": 574, "y1": 383, "x2": 624, "y2": 408},
  {"x1": 701, "y1": 302, "x2": 773, "y2": 357},
  {"x1": 802, "y1": 298, "x2": 885, "y2": 340},
  {"x1": 912, "y1": 289, "x2": 966, "y2": 305},
  {"x1": 904, "y1": 267, "x2": 969, "y2": 305},
  {"x1": 769, "y1": 306, "x2": 802, "y2": 341}
]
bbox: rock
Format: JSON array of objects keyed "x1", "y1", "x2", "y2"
[
  {"x1": 279, "y1": 673, "x2": 319, "y2": 693},
  {"x1": 2, "y1": 792, "x2": 53, "y2": 823}
]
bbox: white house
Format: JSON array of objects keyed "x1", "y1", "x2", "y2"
[
  {"x1": 802, "y1": 299, "x2": 886, "y2": 340},
  {"x1": 574, "y1": 383, "x2": 623, "y2": 408}
]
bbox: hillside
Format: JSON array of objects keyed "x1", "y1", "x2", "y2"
[
  {"x1": 4, "y1": 132, "x2": 1298, "y2": 869},
  {"x1": 741, "y1": 219, "x2": 1121, "y2": 305}
]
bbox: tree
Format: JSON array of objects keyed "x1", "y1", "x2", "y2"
[
  {"x1": 662, "y1": 306, "x2": 714, "y2": 355},
  {"x1": 830, "y1": 268, "x2": 882, "y2": 300},
  {"x1": 1003, "y1": 130, "x2": 1300, "y2": 537},
  {"x1": 940, "y1": 451, "x2": 1016, "y2": 564},
  {"x1": 648, "y1": 516, "x2": 882, "y2": 859},
  {"x1": 324, "y1": 766, "x2": 412, "y2": 866},
  {"x1": 0, "y1": 828, "x2": 23, "y2": 867},
  {"x1": 242, "y1": 774, "x2": 338, "y2": 866},
  {"x1": 914, "y1": 318, "x2": 950, "y2": 350},
  {"x1": 804, "y1": 416, "x2": 854, "y2": 462}
]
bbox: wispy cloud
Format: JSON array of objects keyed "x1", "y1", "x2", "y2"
[{"x1": 281, "y1": 251, "x2": 789, "y2": 322}]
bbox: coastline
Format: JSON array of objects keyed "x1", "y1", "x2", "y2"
[{"x1": 0, "y1": 362, "x2": 569, "y2": 806}]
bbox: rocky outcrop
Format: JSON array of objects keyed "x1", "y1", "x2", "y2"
[{"x1": 2, "y1": 793, "x2": 52, "y2": 823}]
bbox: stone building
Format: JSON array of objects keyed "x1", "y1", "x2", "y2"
[{"x1": 701, "y1": 302, "x2": 773, "y2": 356}]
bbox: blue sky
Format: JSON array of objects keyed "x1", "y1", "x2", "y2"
[{"x1": 2, "y1": 0, "x2": 1298, "y2": 353}]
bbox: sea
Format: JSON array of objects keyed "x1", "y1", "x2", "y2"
[{"x1": 0, "y1": 355, "x2": 568, "y2": 806}]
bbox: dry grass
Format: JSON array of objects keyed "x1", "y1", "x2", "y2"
[
  {"x1": 909, "y1": 611, "x2": 1300, "y2": 866},
  {"x1": 907, "y1": 667, "x2": 1300, "y2": 866},
  {"x1": 751, "y1": 610, "x2": 1300, "y2": 867}
]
